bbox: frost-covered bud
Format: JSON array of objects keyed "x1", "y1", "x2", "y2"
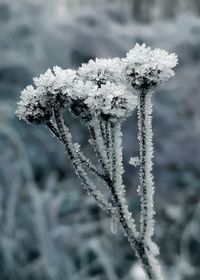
[
  {"x1": 78, "y1": 58, "x2": 125, "y2": 87},
  {"x1": 83, "y1": 81, "x2": 138, "y2": 121},
  {"x1": 123, "y1": 43, "x2": 178, "y2": 91},
  {"x1": 16, "y1": 85, "x2": 52, "y2": 124}
]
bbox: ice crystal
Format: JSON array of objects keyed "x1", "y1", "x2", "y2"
[
  {"x1": 129, "y1": 156, "x2": 141, "y2": 167},
  {"x1": 123, "y1": 43, "x2": 178, "y2": 90}
]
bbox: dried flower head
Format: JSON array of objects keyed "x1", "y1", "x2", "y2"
[
  {"x1": 76, "y1": 58, "x2": 137, "y2": 121},
  {"x1": 16, "y1": 85, "x2": 52, "y2": 124},
  {"x1": 82, "y1": 81, "x2": 138, "y2": 121},
  {"x1": 16, "y1": 67, "x2": 78, "y2": 124},
  {"x1": 78, "y1": 58, "x2": 125, "y2": 87},
  {"x1": 123, "y1": 43, "x2": 178, "y2": 90}
]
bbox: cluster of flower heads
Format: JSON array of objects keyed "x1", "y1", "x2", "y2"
[{"x1": 16, "y1": 44, "x2": 178, "y2": 124}]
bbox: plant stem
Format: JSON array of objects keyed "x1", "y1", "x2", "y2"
[
  {"x1": 136, "y1": 90, "x2": 164, "y2": 279},
  {"x1": 110, "y1": 121, "x2": 163, "y2": 280},
  {"x1": 46, "y1": 120, "x2": 107, "y2": 183},
  {"x1": 53, "y1": 110, "x2": 114, "y2": 215},
  {"x1": 88, "y1": 117, "x2": 110, "y2": 175},
  {"x1": 138, "y1": 90, "x2": 155, "y2": 241},
  {"x1": 109, "y1": 121, "x2": 138, "y2": 239},
  {"x1": 51, "y1": 110, "x2": 163, "y2": 279}
]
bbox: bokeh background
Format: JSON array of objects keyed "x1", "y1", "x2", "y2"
[{"x1": 1, "y1": 0, "x2": 200, "y2": 279}]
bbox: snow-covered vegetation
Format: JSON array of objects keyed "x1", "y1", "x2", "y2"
[{"x1": 1, "y1": 0, "x2": 200, "y2": 279}]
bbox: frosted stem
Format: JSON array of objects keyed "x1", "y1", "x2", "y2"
[
  {"x1": 133, "y1": 239, "x2": 164, "y2": 280},
  {"x1": 88, "y1": 117, "x2": 110, "y2": 175},
  {"x1": 52, "y1": 111, "x2": 163, "y2": 280},
  {"x1": 109, "y1": 121, "x2": 138, "y2": 238},
  {"x1": 136, "y1": 91, "x2": 164, "y2": 279},
  {"x1": 46, "y1": 119, "x2": 107, "y2": 183},
  {"x1": 138, "y1": 90, "x2": 155, "y2": 241},
  {"x1": 99, "y1": 120, "x2": 113, "y2": 179},
  {"x1": 106, "y1": 122, "x2": 162, "y2": 279},
  {"x1": 53, "y1": 110, "x2": 114, "y2": 216},
  {"x1": 105, "y1": 121, "x2": 113, "y2": 179}
]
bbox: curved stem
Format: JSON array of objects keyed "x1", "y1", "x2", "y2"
[
  {"x1": 49, "y1": 109, "x2": 163, "y2": 279},
  {"x1": 53, "y1": 110, "x2": 114, "y2": 216},
  {"x1": 46, "y1": 119, "x2": 108, "y2": 184}
]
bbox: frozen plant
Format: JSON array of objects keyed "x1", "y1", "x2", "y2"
[{"x1": 16, "y1": 44, "x2": 178, "y2": 280}]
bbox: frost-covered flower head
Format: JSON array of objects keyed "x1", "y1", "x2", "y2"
[
  {"x1": 123, "y1": 43, "x2": 178, "y2": 91},
  {"x1": 52, "y1": 66, "x2": 77, "y2": 95},
  {"x1": 33, "y1": 67, "x2": 77, "y2": 93},
  {"x1": 16, "y1": 85, "x2": 52, "y2": 124},
  {"x1": 78, "y1": 58, "x2": 125, "y2": 87},
  {"x1": 77, "y1": 81, "x2": 138, "y2": 122},
  {"x1": 16, "y1": 67, "x2": 78, "y2": 124}
]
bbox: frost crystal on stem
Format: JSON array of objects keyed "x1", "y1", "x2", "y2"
[
  {"x1": 16, "y1": 43, "x2": 178, "y2": 280},
  {"x1": 129, "y1": 156, "x2": 141, "y2": 167}
]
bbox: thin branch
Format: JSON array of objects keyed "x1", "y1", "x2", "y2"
[
  {"x1": 110, "y1": 121, "x2": 138, "y2": 238},
  {"x1": 100, "y1": 120, "x2": 113, "y2": 179},
  {"x1": 53, "y1": 110, "x2": 114, "y2": 216},
  {"x1": 88, "y1": 116, "x2": 110, "y2": 175},
  {"x1": 46, "y1": 120, "x2": 108, "y2": 183}
]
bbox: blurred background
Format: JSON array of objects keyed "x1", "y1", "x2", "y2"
[{"x1": 1, "y1": 0, "x2": 200, "y2": 279}]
